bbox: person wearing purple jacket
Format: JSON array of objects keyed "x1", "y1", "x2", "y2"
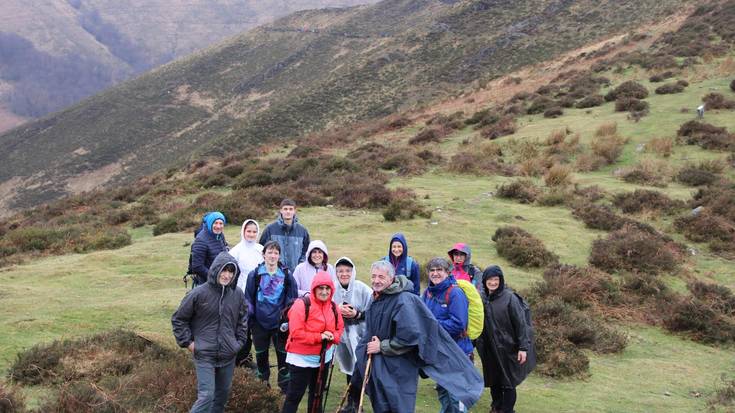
[{"x1": 292, "y1": 240, "x2": 335, "y2": 297}]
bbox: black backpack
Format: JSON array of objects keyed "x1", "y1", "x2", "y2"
[{"x1": 183, "y1": 216, "x2": 209, "y2": 288}]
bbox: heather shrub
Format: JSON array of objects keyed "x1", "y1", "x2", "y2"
[
  {"x1": 614, "y1": 97, "x2": 649, "y2": 114},
  {"x1": 0, "y1": 383, "x2": 25, "y2": 413},
  {"x1": 731, "y1": 79, "x2": 735, "y2": 92},
  {"x1": 649, "y1": 71, "x2": 673, "y2": 82},
  {"x1": 427, "y1": 111, "x2": 464, "y2": 130},
  {"x1": 674, "y1": 213, "x2": 734, "y2": 244},
  {"x1": 620, "y1": 160, "x2": 672, "y2": 187},
  {"x1": 676, "y1": 165, "x2": 718, "y2": 186},
  {"x1": 543, "y1": 107, "x2": 564, "y2": 118},
  {"x1": 605, "y1": 81, "x2": 649, "y2": 101},
  {"x1": 677, "y1": 120, "x2": 735, "y2": 150},
  {"x1": 573, "y1": 185, "x2": 606, "y2": 202},
  {"x1": 589, "y1": 225, "x2": 682, "y2": 274},
  {"x1": 664, "y1": 297, "x2": 735, "y2": 343},
  {"x1": 612, "y1": 189, "x2": 684, "y2": 214},
  {"x1": 537, "y1": 264, "x2": 621, "y2": 309},
  {"x1": 496, "y1": 179, "x2": 541, "y2": 203},
  {"x1": 595, "y1": 122, "x2": 617, "y2": 137},
  {"x1": 409, "y1": 127, "x2": 447, "y2": 145},
  {"x1": 527, "y1": 96, "x2": 556, "y2": 115},
  {"x1": 382, "y1": 193, "x2": 432, "y2": 221},
  {"x1": 702, "y1": 92, "x2": 735, "y2": 109},
  {"x1": 465, "y1": 109, "x2": 498, "y2": 126},
  {"x1": 492, "y1": 226, "x2": 558, "y2": 267},
  {"x1": 646, "y1": 137, "x2": 674, "y2": 157},
  {"x1": 572, "y1": 202, "x2": 627, "y2": 231},
  {"x1": 575, "y1": 94, "x2": 605, "y2": 108},
  {"x1": 591, "y1": 134, "x2": 626, "y2": 164},
  {"x1": 536, "y1": 189, "x2": 569, "y2": 206},
  {"x1": 480, "y1": 117, "x2": 516, "y2": 139},
  {"x1": 654, "y1": 82, "x2": 685, "y2": 94},
  {"x1": 574, "y1": 153, "x2": 607, "y2": 172},
  {"x1": 688, "y1": 281, "x2": 735, "y2": 316},
  {"x1": 544, "y1": 164, "x2": 573, "y2": 187}
]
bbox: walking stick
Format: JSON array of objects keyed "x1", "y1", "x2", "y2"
[
  {"x1": 357, "y1": 354, "x2": 373, "y2": 413},
  {"x1": 334, "y1": 381, "x2": 351, "y2": 413},
  {"x1": 321, "y1": 354, "x2": 336, "y2": 413},
  {"x1": 311, "y1": 339, "x2": 329, "y2": 413}
]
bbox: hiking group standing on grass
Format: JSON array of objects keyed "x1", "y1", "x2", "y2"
[{"x1": 172, "y1": 198, "x2": 536, "y2": 413}]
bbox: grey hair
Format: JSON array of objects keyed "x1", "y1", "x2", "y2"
[
  {"x1": 371, "y1": 260, "x2": 395, "y2": 278},
  {"x1": 426, "y1": 257, "x2": 451, "y2": 272}
]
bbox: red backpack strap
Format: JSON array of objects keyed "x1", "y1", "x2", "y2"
[
  {"x1": 331, "y1": 301, "x2": 339, "y2": 330},
  {"x1": 444, "y1": 284, "x2": 453, "y2": 304}
]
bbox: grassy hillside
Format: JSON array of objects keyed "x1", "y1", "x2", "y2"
[
  {"x1": 0, "y1": 0, "x2": 689, "y2": 211},
  {"x1": 2, "y1": 1, "x2": 735, "y2": 411}
]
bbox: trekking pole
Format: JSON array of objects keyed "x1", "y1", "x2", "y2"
[
  {"x1": 310, "y1": 339, "x2": 329, "y2": 413},
  {"x1": 357, "y1": 354, "x2": 373, "y2": 413},
  {"x1": 321, "y1": 355, "x2": 336, "y2": 413},
  {"x1": 335, "y1": 381, "x2": 351, "y2": 413}
]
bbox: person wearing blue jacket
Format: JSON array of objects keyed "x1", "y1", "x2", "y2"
[
  {"x1": 190, "y1": 211, "x2": 228, "y2": 287},
  {"x1": 381, "y1": 233, "x2": 421, "y2": 295},
  {"x1": 172, "y1": 251, "x2": 248, "y2": 413},
  {"x1": 422, "y1": 257, "x2": 473, "y2": 413},
  {"x1": 245, "y1": 240, "x2": 299, "y2": 393},
  {"x1": 259, "y1": 198, "x2": 310, "y2": 274}
]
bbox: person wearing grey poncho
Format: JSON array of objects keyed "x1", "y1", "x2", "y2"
[{"x1": 331, "y1": 257, "x2": 372, "y2": 378}]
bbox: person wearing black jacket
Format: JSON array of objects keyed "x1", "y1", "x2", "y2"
[
  {"x1": 172, "y1": 252, "x2": 248, "y2": 413},
  {"x1": 190, "y1": 211, "x2": 228, "y2": 287},
  {"x1": 475, "y1": 265, "x2": 536, "y2": 413}
]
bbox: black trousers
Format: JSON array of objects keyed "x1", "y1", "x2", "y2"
[
  {"x1": 280, "y1": 362, "x2": 331, "y2": 413},
  {"x1": 251, "y1": 323, "x2": 289, "y2": 391},
  {"x1": 490, "y1": 385, "x2": 517, "y2": 413}
]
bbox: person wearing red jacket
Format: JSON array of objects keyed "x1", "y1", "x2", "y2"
[{"x1": 281, "y1": 271, "x2": 344, "y2": 413}]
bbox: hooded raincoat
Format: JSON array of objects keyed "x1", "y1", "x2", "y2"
[
  {"x1": 172, "y1": 252, "x2": 248, "y2": 367},
  {"x1": 285, "y1": 271, "x2": 344, "y2": 356},
  {"x1": 292, "y1": 240, "x2": 335, "y2": 297},
  {"x1": 382, "y1": 233, "x2": 421, "y2": 295},
  {"x1": 352, "y1": 276, "x2": 483, "y2": 413},
  {"x1": 190, "y1": 212, "x2": 228, "y2": 286},
  {"x1": 422, "y1": 275, "x2": 473, "y2": 355},
  {"x1": 331, "y1": 257, "x2": 372, "y2": 375},
  {"x1": 475, "y1": 267, "x2": 536, "y2": 388},
  {"x1": 229, "y1": 219, "x2": 263, "y2": 292},
  {"x1": 448, "y1": 242, "x2": 482, "y2": 290},
  {"x1": 259, "y1": 213, "x2": 310, "y2": 273}
]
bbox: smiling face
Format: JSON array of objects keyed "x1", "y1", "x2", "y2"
[
  {"x1": 371, "y1": 267, "x2": 393, "y2": 293},
  {"x1": 428, "y1": 266, "x2": 449, "y2": 286},
  {"x1": 390, "y1": 241, "x2": 403, "y2": 258},
  {"x1": 310, "y1": 248, "x2": 324, "y2": 266},
  {"x1": 315, "y1": 285, "x2": 331, "y2": 302},
  {"x1": 212, "y1": 219, "x2": 224, "y2": 234},
  {"x1": 336, "y1": 264, "x2": 352, "y2": 287},
  {"x1": 243, "y1": 222, "x2": 258, "y2": 242},
  {"x1": 485, "y1": 276, "x2": 501, "y2": 292},
  {"x1": 264, "y1": 246, "x2": 280, "y2": 267},
  {"x1": 280, "y1": 205, "x2": 296, "y2": 222}
]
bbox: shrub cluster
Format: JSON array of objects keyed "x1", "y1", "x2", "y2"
[
  {"x1": 645, "y1": 137, "x2": 674, "y2": 157},
  {"x1": 612, "y1": 189, "x2": 684, "y2": 214},
  {"x1": 495, "y1": 179, "x2": 541, "y2": 203},
  {"x1": 409, "y1": 127, "x2": 448, "y2": 145},
  {"x1": 8, "y1": 330, "x2": 282, "y2": 412},
  {"x1": 480, "y1": 116, "x2": 517, "y2": 139},
  {"x1": 654, "y1": 82, "x2": 685, "y2": 94},
  {"x1": 589, "y1": 225, "x2": 683, "y2": 274},
  {"x1": 575, "y1": 94, "x2": 605, "y2": 109},
  {"x1": 448, "y1": 142, "x2": 516, "y2": 176},
  {"x1": 491, "y1": 226, "x2": 558, "y2": 267},
  {"x1": 605, "y1": 81, "x2": 649, "y2": 101},
  {"x1": 614, "y1": 97, "x2": 649, "y2": 114},
  {"x1": 677, "y1": 121, "x2": 735, "y2": 150},
  {"x1": 702, "y1": 92, "x2": 735, "y2": 110},
  {"x1": 590, "y1": 128, "x2": 626, "y2": 165},
  {"x1": 676, "y1": 164, "x2": 719, "y2": 186},
  {"x1": 543, "y1": 164, "x2": 573, "y2": 187},
  {"x1": 0, "y1": 383, "x2": 25, "y2": 412},
  {"x1": 543, "y1": 107, "x2": 564, "y2": 118},
  {"x1": 664, "y1": 293, "x2": 735, "y2": 344},
  {"x1": 619, "y1": 160, "x2": 672, "y2": 187}
]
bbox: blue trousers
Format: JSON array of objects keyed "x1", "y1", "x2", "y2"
[
  {"x1": 437, "y1": 384, "x2": 465, "y2": 413},
  {"x1": 191, "y1": 359, "x2": 236, "y2": 413}
]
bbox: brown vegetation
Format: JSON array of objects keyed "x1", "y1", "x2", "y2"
[{"x1": 491, "y1": 226, "x2": 558, "y2": 267}]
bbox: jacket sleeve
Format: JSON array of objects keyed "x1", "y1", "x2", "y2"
[
  {"x1": 286, "y1": 273, "x2": 299, "y2": 302},
  {"x1": 245, "y1": 269, "x2": 257, "y2": 315},
  {"x1": 410, "y1": 260, "x2": 421, "y2": 295},
  {"x1": 236, "y1": 295, "x2": 249, "y2": 348},
  {"x1": 508, "y1": 295, "x2": 530, "y2": 352},
  {"x1": 171, "y1": 291, "x2": 197, "y2": 348},
  {"x1": 287, "y1": 299, "x2": 323, "y2": 345},
  {"x1": 299, "y1": 229, "x2": 310, "y2": 265},
  {"x1": 440, "y1": 288, "x2": 469, "y2": 338},
  {"x1": 332, "y1": 305, "x2": 345, "y2": 345},
  {"x1": 258, "y1": 225, "x2": 271, "y2": 246},
  {"x1": 190, "y1": 239, "x2": 209, "y2": 282}
]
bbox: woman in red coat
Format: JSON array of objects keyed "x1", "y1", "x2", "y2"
[{"x1": 281, "y1": 271, "x2": 344, "y2": 413}]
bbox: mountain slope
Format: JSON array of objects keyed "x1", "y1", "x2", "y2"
[
  {"x1": 0, "y1": 0, "x2": 688, "y2": 212},
  {"x1": 0, "y1": 0, "x2": 376, "y2": 130}
]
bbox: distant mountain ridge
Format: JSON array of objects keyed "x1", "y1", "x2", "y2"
[
  {"x1": 0, "y1": 0, "x2": 377, "y2": 130},
  {"x1": 0, "y1": 0, "x2": 690, "y2": 212}
]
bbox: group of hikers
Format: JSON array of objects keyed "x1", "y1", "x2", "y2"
[{"x1": 171, "y1": 198, "x2": 536, "y2": 413}]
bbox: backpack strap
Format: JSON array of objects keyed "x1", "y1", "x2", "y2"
[{"x1": 302, "y1": 295, "x2": 339, "y2": 330}]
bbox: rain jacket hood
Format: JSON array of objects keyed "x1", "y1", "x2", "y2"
[
  {"x1": 310, "y1": 270, "x2": 335, "y2": 300},
  {"x1": 387, "y1": 233, "x2": 409, "y2": 269},
  {"x1": 306, "y1": 240, "x2": 329, "y2": 267},
  {"x1": 230, "y1": 219, "x2": 263, "y2": 292},
  {"x1": 206, "y1": 251, "x2": 240, "y2": 288},
  {"x1": 448, "y1": 242, "x2": 473, "y2": 266},
  {"x1": 204, "y1": 212, "x2": 226, "y2": 236},
  {"x1": 382, "y1": 233, "x2": 421, "y2": 295},
  {"x1": 482, "y1": 265, "x2": 506, "y2": 298},
  {"x1": 332, "y1": 257, "x2": 372, "y2": 375}
]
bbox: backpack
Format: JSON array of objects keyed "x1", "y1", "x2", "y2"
[
  {"x1": 513, "y1": 291, "x2": 534, "y2": 333},
  {"x1": 184, "y1": 213, "x2": 213, "y2": 288},
  {"x1": 292, "y1": 294, "x2": 339, "y2": 330},
  {"x1": 426, "y1": 279, "x2": 485, "y2": 340}
]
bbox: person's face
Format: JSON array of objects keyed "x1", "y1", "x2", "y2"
[
  {"x1": 310, "y1": 248, "x2": 324, "y2": 265},
  {"x1": 315, "y1": 285, "x2": 331, "y2": 302},
  {"x1": 371, "y1": 268, "x2": 393, "y2": 293},
  {"x1": 264, "y1": 247, "x2": 280, "y2": 266},
  {"x1": 243, "y1": 223, "x2": 258, "y2": 242},
  {"x1": 212, "y1": 219, "x2": 224, "y2": 234},
  {"x1": 452, "y1": 251, "x2": 467, "y2": 265},
  {"x1": 218, "y1": 268, "x2": 234, "y2": 286},
  {"x1": 390, "y1": 241, "x2": 403, "y2": 258},
  {"x1": 336, "y1": 265, "x2": 352, "y2": 286},
  {"x1": 485, "y1": 276, "x2": 501, "y2": 292},
  {"x1": 428, "y1": 266, "x2": 449, "y2": 285},
  {"x1": 280, "y1": 205, "x2": 296, "y2": 221}
]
